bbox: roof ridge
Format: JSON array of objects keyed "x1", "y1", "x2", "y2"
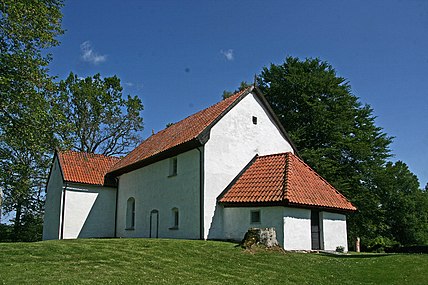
[
  {"x1": 147, "y1": 87, "x2": 250, "y2": 141},
  {"x1": 283, "y1": 152, "x2": 292, "y2": 201},
  {"x1": 218, "y1": 151, "x2": 355, "y2": 211},
  {"x1": 178, "y1": 87, "x2": 250, "y2": 125},
  {"x1": 59, "y1": 149, "x2": 120, "y2": 160},
  {"x1": 289, "y1": 153, "x2": 353, "y2": 203},
  {"x1": 216, "y1": 153, "x2": 259, "y2": 203},
  {"x1": 57, "y1": 149, "x2": 120, "y2": 186},
  {"x1": 108, "y1": 86, "x2": 254, "y2": 175},
  {"x1": 151, "y1": 89, "x2": 245, "y2": 137},
  {"x1": 257, "y1": 152, "x2": 293, "y2": 159}
]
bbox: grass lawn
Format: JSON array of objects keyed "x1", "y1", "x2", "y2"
[{"x1": 0, "y1": 238, "x2": 427, "y2": 284}]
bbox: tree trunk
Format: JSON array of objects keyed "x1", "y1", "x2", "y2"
[{"x1": 13, "y1": 201, "x2": 22, "y2": 241}]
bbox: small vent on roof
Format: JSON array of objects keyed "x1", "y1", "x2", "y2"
[{"x1": 252, "y1": 116, "x2": 258, "y2": 125}]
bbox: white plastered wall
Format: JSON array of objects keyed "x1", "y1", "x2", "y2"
[
  {"x1": 116, "y1": 149, "x2": 200, "y2": 239},
  {"x1": 320, "y1": 211, "x2": 348, "y2": 251},
  {"x1": 224, "y1": 207, "x2": 348, "y2": 251},
  {"x1": 223, "y1": 206, "x2": 284, "y2": 246},
  {"x1": 43, "y1": 157, "x2": 63, "y2": 240},
  {"x1": 204, "y1": 92, "x2": 294, "y2": 239},
  {"x1": 283, "y1": 207, "x2": 312, "y2": 250},
  {"x1": 62, "y1": 183, "x2": 116, "y2": 239}
]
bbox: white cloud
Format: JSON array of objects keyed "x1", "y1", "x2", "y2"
[
  {"x1": 220, "y1": 49, "x2": 234, "y2": 61},
  {"x1": 124, "y1": 82, "x2": 134, "y2": 87},
  {"x1": 80, "y1": 41, "x2": 107, "y2": 64}
]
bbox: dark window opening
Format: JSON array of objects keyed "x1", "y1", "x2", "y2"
[
  {"x1": 170, "y1": 207, "x2": 179, "y2": 230},
  {"x1": 250, "y1": 210, "x2": 261, "y2": 223},
  {"x1": 126, "y1": 197, "x2": 135, "y2": 230},
  {"x1": 252, "y1": 116, "x2": 258, "y2": 125},
  {"x1": 169, "y1": 157, "x2": 178, "y2": 176}
]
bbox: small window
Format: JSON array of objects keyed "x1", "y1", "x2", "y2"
[
  {"x1": 169, "y1": 157, "x2": 178, "y2": 177},
  {"x1": 252, "y1": 116, "x2": 258, "y2": 125},
  {"x1": 126, "y1": 197, "x2": 135, "y2": 230},
  {"x1": 250, "y1": 210, "x2": 261, "y2": 224},
  {"x1": 170, "y1": 207, "x2": 179, "y2": 230}
]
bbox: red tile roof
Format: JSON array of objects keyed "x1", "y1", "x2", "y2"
[
  {"x1": 109, "y1": 87, "x2": 252, "y2": 175},
  {"x1": 58, "y1": 150, "x2": 120, "y2": 185},
  {"x1": 218, "y1": 152, "x2": 356, "y2": 211}
]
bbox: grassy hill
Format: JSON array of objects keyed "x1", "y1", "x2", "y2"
[{"x1": 0, "y1": 238, "x2": 427, "y2": 284}]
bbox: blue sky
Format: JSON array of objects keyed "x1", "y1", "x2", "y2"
[{"x1": 48, "y1": 0, "x2": 428, "y2": 187}]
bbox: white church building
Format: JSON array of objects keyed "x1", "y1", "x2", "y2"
[{"x1": 43, "y1": 86, "x2": 356, "y2": 251}]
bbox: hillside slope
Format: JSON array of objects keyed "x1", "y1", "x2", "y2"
[{"x1": 0, "y1": 239, "x2": 427, "y2": 284}]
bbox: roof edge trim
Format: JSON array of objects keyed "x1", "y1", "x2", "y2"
[
  {"x1": 108, "y1": 138, "x2": 202, "y2": 177},
  {"x1": 217, "y1": 154, "x2": 259, "y2": 203},
  {"x1": 222, "y1": 201, "x2": 356, "y2": 212},
  {"x1": 252, "y1": 86, "x2": 299, "y2": 156},
  {"x1": 45, "y1": 150, "x2": 64, "y2": 193},
  {"x1": 197, "y1": 86, "x2": 254, "y2": 145},
  {"x1": 290, "y1": 154, "x2": 357, "y2": 211}
]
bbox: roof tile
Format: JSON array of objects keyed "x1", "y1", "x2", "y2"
[
  {"x1": 219, "y1": 152, "x2": 356, "y2": 211},
  {"x1": 58, "y1": 150, "x2": 120, "y2": 185},
  {"x1": 109, "y1": 87, "x2": 251, "y2": 173}
]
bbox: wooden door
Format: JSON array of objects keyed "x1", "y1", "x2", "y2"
[
  {"x1": 311, "y1": 210, "x2": 321, "y2": 250},
  {"x1": 150, "y1": 209, "x2": 159, "y2": 238}
]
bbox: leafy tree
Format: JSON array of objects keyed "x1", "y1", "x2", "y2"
[
  {"x1": 257, "y1": 57, "x2": 394, "y2": 246},
  {"x1": 0, "y1": 0, "x2": 63, "y2": 240},
  {"x1": 222, "y1": 81, "x2": 252, "y2": 99},
  {"x1": 54, "y1": 73, "x2": 144, "y2": 156},
  {"x1": 375, "y1": 161, "x2": 428, "y2": 245}
]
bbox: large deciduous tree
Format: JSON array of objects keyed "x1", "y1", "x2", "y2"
[
  {"x1": 0, "y1": 0, "x2": 63, "y2": 240},
  {"x1": 54, "y1": 73, "x2": 144, "y2": 156},
  {"x1": 257, "y1": 57, "x2": 396, "y2": 247},
  {"x1": 374, "y1": 161, "x2": 428, "y2": 246}
]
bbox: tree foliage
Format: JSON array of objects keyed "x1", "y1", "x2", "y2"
[
  {"x1": 0, "y1": 0, "x2": 64, "y2": 240},
  {"x1": 374, "y1": 161, "x2": 428, "y2": 245},
  {"x1": 259, "y1": 57, "x2": 392, "y2": 192},
  {"x1": 54, "y1": 73, "x2": 144, "y2": 156},
  {"x1": 222, "y1": 81, "x2": 252, "y2": 99},
  {"x1": 256, "y1": 56, "x2": 427, "y2": 248},
  {"x1": 0, "y1": 1, "x2": 144, "y2": 241}
]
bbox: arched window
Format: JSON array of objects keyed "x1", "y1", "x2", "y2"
[
  {"x1": 126, "y1": 197, "x2": 135, "y2": 230},
  {"x1": 170, "y1": 207, "x2": 179, "y2": 230}
]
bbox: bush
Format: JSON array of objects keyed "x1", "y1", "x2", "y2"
[
  {"x1": 0, "y1": 214, "x2": 43, "y2": 242},
  {"x1": 336, "y1": 246, "x2": 345, "y2": 253},
  {"x1": 14, "y1": 214, "x2": 43, "y2": 242},
  {"x1": 365, "y1": 237, "x2": 398, "y2": 253},
  {"x1": 0, "y1": 224, "x2": 13, "y2": 242}
]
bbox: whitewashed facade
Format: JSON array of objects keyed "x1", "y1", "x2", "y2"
[
  {"x1": 115, "y1": 149, "x2": 201, "y2": 239},
  {"x1": 43, "y1": 157, "x2": 116, "y2": 240},
  {"x1": 43, "y1": 88, "x2": 353, "y2": 251},
  {"x1": 222, "y1": 206, "x2": 348, "y2": 250},
  {"x1": 204, "y1": 93, "x2": 294, "y2": 239},
  {"x1": 114, "y1": 92, "x2": 294, "y2": 240}
]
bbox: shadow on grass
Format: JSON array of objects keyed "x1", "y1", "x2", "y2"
[{"x1": 319, "y1": 252, "x2": 391, "y2": 259}]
